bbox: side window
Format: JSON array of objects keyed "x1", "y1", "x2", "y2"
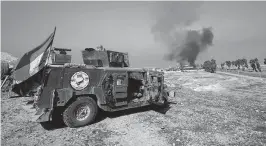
[
  {"x1": 116, "y1": 75, "x2": 126, "y2": 86},
  {"x1": 151, "y1": 76, "x2": 158, "y2": 83},
  {"x1": 117, "y1": 79, "x2": 122, "y2": 85}
]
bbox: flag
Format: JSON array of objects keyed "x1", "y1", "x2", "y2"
[{"x1": 12, "y1": 27, "x2": 56, "y2": 83}]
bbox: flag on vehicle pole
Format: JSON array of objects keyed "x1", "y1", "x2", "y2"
[{"x1": 12, "y1": 27, "x2": 56, "y2": 84}]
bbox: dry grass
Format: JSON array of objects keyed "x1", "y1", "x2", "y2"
[
  {"x1": 219, "y1": 69, "x2": 266, "y2": 78},
  {"x1": 1, "y1": 71, "x2": 266, "y2": 146}
]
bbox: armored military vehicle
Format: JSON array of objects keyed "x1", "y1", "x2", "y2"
[{"x1": 11, "y1": 29, "x2": 169, "y2": 128}]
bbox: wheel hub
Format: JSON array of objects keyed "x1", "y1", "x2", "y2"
[{"x1": 75, "y1": 104, "x2": 91, "y2": 121}]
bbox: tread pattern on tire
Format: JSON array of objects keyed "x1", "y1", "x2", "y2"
[{"x1": 63, "y1": 96, "x2": 98, "y2": 128}]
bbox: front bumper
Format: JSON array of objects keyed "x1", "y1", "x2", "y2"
[{"x1": 22, "y1": 104, "x2": 52, "y2": 122}]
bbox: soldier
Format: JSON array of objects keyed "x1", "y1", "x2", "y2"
[
  {"x1": 1, "y1": 61, "x2": 9, "y2": 80},
  {"x1": 96, "y1": 45, "x2": 104, "y2": 51},
  {"x1": 32, "y1": 85, "x2": 42, "y2": 108},
  {"x1": 1, "y1": 61, "x2": 14, "y2": 94}
]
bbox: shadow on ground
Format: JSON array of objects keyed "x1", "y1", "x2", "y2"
[{"x1": 41, "y1": 104, "x2": 172, "y2": 131}]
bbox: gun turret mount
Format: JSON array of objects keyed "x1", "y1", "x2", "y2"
[
  {"x1": 53, "y1": 47, "x2": 72, "y2": 55},
  {"x1": 50, "y1": 47, "x2": 72, "y2": 64},
  {"x1": 82, "y1": 47, "x2": 129, "y2": 68}
]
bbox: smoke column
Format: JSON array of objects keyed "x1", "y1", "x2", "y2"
[{"x1": 151, "y1": 2, "x2": 214, "y2": 67}]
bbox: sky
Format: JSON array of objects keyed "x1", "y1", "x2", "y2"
[{"x1": 1, "y1": 1, "x2": 266, "y2": 68}]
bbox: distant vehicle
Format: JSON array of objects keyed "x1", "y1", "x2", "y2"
[{"x1": 11, "y1": 29, "x2": 170, "y2": 128}]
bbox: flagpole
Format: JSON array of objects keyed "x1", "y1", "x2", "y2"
[
  {"x1": 1, "y1": 75, "x2": 9, "y2": 88},
  {"x1": 44, "y1": 27, "x2": 56, "y2": 66}
]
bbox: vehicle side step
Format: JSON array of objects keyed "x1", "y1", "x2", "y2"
[{"x1": 115, "y1": 101, "x2": 128, "y2": 107}]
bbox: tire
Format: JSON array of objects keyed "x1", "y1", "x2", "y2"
[{"x1": 63, "y1": 97, "x2": 98, "y2": 128}]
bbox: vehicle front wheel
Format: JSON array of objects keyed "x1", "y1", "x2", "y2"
[{"x1": 63, "y1": 97, "x2": 98, "y2": 128}]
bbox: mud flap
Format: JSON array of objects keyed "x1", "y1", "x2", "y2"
[{"x1": 22, "y1": 104, "x2": 52, "y2": 122}]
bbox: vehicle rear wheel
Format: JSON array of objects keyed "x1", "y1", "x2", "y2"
[{"x1": 63, "y1": 97, "x2": 98, "y2": 128}]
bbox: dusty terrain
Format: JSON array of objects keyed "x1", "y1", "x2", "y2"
[
  {"x1": 220, "y1": 70, "x2": 266, "y2": 78},
  {"x1": 1, "y1": 52, "x2": 17, "y2": 66},
  {"x1": 1, "y1": 71, "x2": 266, "y2": 146}
]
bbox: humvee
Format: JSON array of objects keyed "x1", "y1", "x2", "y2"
[{"x1": 14, "y1": 46, "x2": 169, "y2": 128}]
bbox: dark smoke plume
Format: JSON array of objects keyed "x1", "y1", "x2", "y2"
[
  {"x1": 151, "y1": 2, "x2": 214, "y2": 67},
  {"x1": 166, "y1": 28, "x2": 214, "y2": 67}
]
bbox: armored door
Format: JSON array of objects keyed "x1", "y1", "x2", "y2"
[
  {"x1": 112, "y1": 72, "x2": 128, "y2": 107},
  {"x1": 147, "y1": 72, "x2": 166, "y2": 105}
]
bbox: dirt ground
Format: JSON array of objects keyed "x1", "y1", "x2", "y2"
[{"x1": 1, "y1": 71, "x2": 266, "y2": 146}]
